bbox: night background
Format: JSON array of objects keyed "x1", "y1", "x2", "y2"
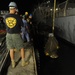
[
  {"x1": 0, "y1": 0, "x2": 65, "y2": 14},
  {"x1": 0, "y1": 0, "x2": 75, "y2": 75}
]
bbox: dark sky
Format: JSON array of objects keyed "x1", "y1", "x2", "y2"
[{"x1": 0, "y1": 0, "x2": 66, "y2": 14}]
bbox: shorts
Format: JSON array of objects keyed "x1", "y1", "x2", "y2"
[{"x1": 6, "y1": 33, "x2": 24, "y2": 50}]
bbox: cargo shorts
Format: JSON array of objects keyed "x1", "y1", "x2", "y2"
[{"x1": 6, "y1": 33, "x2": 24, "y2": 51}]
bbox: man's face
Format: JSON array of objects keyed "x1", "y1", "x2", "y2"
[
  {"x1": 29, "y1": 16, "x2": 32, "y2": 19},
  {"x1": 13, "y1": 8, "x2": 16, "y2": 13},
  {"x1": 9, "y1": 7, "x2": 16, "y2": 14}
]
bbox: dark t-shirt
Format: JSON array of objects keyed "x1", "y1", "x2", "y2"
[{"x1": 4, "y1": 14, "x2": 23, "y2": 34}]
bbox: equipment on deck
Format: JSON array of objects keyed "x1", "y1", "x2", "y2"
[{"x1": 44, "y1": 33, "x2": 59, "y2": 58}]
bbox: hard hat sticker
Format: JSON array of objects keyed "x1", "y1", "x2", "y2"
[{"x1": 6, "y1": 17, "x2": 17, "y2": 28}]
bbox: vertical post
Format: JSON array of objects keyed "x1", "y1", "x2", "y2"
[
  {"x1": 52, "y1": 0, "x2": 56, "y2": 34},
  {"x1": 64, "y1": 0, "x2": 68, "y2": 16}
]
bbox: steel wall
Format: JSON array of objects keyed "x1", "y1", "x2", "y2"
[{"x1": 55, "y1": 16, "x2": 75, "y2": 45}]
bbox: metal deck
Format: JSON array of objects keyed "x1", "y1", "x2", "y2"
[{"x1": 4, "y1": 43, "x2": 37, "y2": 75}]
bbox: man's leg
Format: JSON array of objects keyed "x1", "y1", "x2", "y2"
[
  {"x1": 21, "y1": 32, "x2": 24, "y2": 41},
  {"x1": 10, "y1": 49, "x2": 15, "y2": 68},
  {"x1": 20, "y1": 48, "x2": 25, "y2": 59},
  {"x1": 25, "y1": 32, "x2": 30, "y2": 42},
  {"x1": 20, "y1": 48, "x2": 29, "y2": 66}
]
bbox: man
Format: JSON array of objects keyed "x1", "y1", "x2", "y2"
[
  {"x1": 27, "y1": 14, "x2": 33, "y2": 41},
  {"x1": 21, "y1": 16, "x2": 30, "y2": 42},
  {"x1": 24, "y1": 12, "x2": 29, "y2": 23},
  {"x1": 28, "y1": 14, "x2": 33, "y2": 24},
  {"x1": 4, "y1": 2, "x2": 28, "y2": 68}
]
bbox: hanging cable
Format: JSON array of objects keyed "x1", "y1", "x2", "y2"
[{"x1": 52, "y1": 0, "x2": 56, "y2": 34}]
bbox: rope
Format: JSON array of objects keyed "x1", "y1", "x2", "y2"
[{"x1": 52, "y1": 0, "x2": 56, "y2": 34}]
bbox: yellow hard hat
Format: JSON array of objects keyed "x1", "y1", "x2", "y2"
[{"x1": 25, "y1": 12, "x2": 28, "y2": 15}]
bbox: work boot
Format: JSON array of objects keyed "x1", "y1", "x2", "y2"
[
  {"x1": 21, "y1": 59, "x2": 29, "y2": 67},
  {"x1": 11, "y1": 60, "x2": 15, "y2": 68}
]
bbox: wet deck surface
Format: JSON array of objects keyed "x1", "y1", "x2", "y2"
[{"x1": 6, "y1": 43, "x2": 37, "y2": 75}]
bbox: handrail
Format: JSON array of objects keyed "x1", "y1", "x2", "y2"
[
  {"x1": 0, "y1": 38, "x2": 9, "y2": 72},
  {"x1": 64, "y1": 0, "x2": 69, "y2": 16}
]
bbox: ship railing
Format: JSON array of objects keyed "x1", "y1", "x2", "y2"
[
  {"x1": 56, "y1": 0, "x2": 75, "y2": 17},
  {"x1": 0, "y1": 37, "x2": 9, "y2": 72}
]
